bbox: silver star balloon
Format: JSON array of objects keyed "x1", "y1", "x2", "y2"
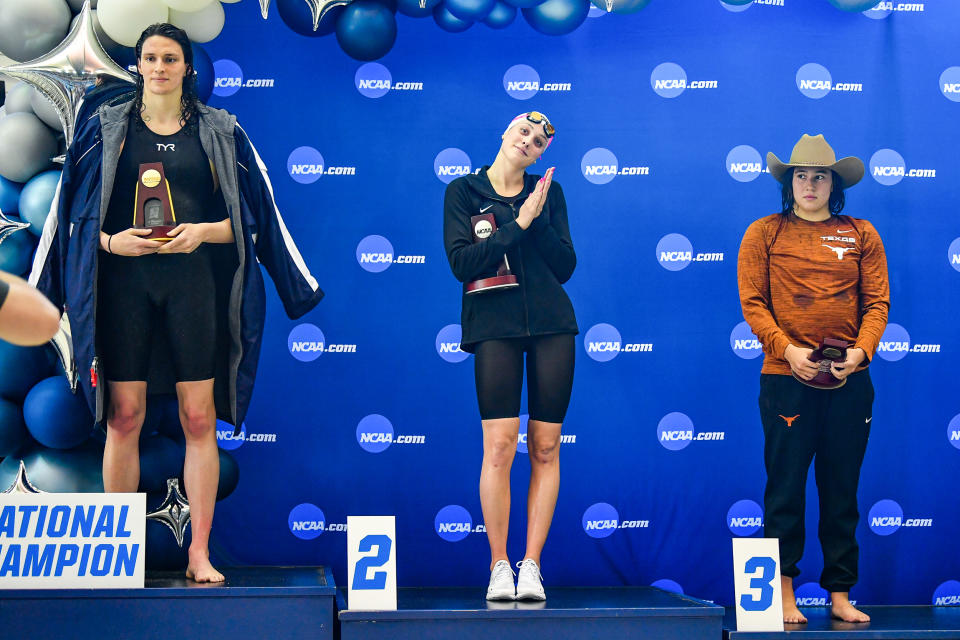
[
  {"x1": 0, "y1": 210, "x2": 31, "y2": 247},
  {"x1": 146, "y1": 477, "x2": 191, "y2": 547},
  {"x1": 2, "y1": 461, "x2": 43, "y2": 494},
  {"x1": 304, "y1": 0, "x2": 355, "y2": 30},
  {"x1": 50, "y1": 313, "x2": 79, "y2": 392},
  {"x1": 260, "y1": 0, "x2": 271, "y2": 18},
  {"x1": 0, "y1": 1, "x2": 133, "y2": 147}
]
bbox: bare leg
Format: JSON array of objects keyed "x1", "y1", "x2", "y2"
[
  {"x1": 479, "y1": 418, "x2": 519, "y2": 570},
  {"x1": 781, "y1": 576, "x2": 807, "y2": 624},
  {"x1": 522, "y1": 419, "x2": 561, "y2": 566},
  {"x1": 177, "y1": 379, "x2": 224, "y2": 583},
  {"x1": 831, "y1": 591, "x2": 870, "y2": 622},
  {"x1": 103, "y1": 381, "x2": 147, "y2": 493}
]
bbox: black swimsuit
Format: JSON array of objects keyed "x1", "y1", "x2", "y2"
[{"x1": 98, "y1": 113, "x2": 228, "y2": 382}]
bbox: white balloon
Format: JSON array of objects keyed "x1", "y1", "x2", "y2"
[
  {"x1": 220, "y1": 0, "x2": 242, "y2": 3},
  {"x1": 97, "y1": 0, "x2": 169, "y2": 47},
  {"x1": 163, "y1": 0, "x2": 215, "y2": 10},
  {"x1": 169, "y1": 2, "x2": 225, "y2": 43}
]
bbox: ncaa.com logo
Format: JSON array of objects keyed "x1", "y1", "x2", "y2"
[
  {"x1": 216, "y1": 420, "x2": 276, "y2": 450},
  {"x1": 287, "y1": 146, "x2": 356, "y2": 184},
  {"x1": 869, "y1": 149, "x2": 935, "y2": 186},
  {"x1": 720, "y1": 0, "x2": 784, "y2": 12},
  {"x1": 730, "y1": 321, "x2": 763, "y2": 360},
  {"x1": 934, "y1": 580, "x2": 960, "y2": 606},
  {"x1": 796, "y1": 63, "x2": 863, "y2": 99},
  {"x1": 949, "y1": 414, "x2": 960, "y2": 451},
  {"x1": 436, "y1": 324, "x2": 469, "y2": 363},
  {"x1": 949, "y1": 238, "x2": 960, "y2": 272},
  {"x1": 516, "y1": 414, "x2": 576, "y2": 453},
  {"x1": 356, "y1": 414, "x2": 426, "y2": 453},
  {"x1": 864, "y1": 2, "x2": 925, "y2": 19},
  {"x1": 212, "y1": 59, "x2": 275, "y2": 98},
  {"x1": 582, "y1": 502, "x2": 648, "y2": 539},
  {"x1": 583, "y1": 323, "x2": 652, "y2": 362},
  {"x1": 288, "y1": 503, "x2": 346, "y2": 539},
  {"x1": 435, "y1": 505, "x2": 484, "y2": 542},
  {"x1": 868, "y1": 499, "x2": 933, "y2": 535},
  {"x1": 794, "y1": 583, "x2": 857, "y2": 607},
  {"x1": 288, "y1": 323, "x2": 357, "y2": 362},
  {"x1": 356, "y1": 235, "x2": 425, "y2": 273},
  {"x1": 650, "y1": 63, "x2": 718, "y2": 98},
  {"x1": 657, "y1": 412, "x2": 725, "y2": 452},
  {"x1": 434, "y1": 148, "x2": 473, "y2": 184},
  {"x1": 875, "y1": 323, "x2": 940, "y2": 361},
  {"x1": 940, "y1": 68, "x2": 960, "y2": 102},
  {"x1": 502, "y1": 64, "x2": 572, "y2": 100},
  {"x1": 580, "y1": 148, "x2": 649, "y2": 185},
  {"x1": 656, "y1": 233, "x2": 723, "y2": 271},
  {"x1": 726, "y1": 145, "x2": 766, "y2": 182},
  {"x1": 727, "y1": 499, "x2": 763, "y2": 536},
  {"x1": 354, "y1": 63, "x2": 423, "y2": 99}
]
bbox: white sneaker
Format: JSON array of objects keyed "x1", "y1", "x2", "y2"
[
  {"x1": 515, "y1": 558, "x2": 546, "y2": 601},
  {"x1": 486, "y1": 560, "x2": 516, "y2": 601}
]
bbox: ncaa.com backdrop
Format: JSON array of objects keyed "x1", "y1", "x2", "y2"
[{"x1": 203, "y1": 1, "x2": 959, "y2": 606}]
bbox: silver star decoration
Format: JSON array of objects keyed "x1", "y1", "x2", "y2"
[
  {"x1": 0, "y1": 1, "x2": 133, "y2": 146},
  {"x1": 260, "y1": 0, "x2": 271, "y2": 18},
  {"x1": 50, "y1": 313, "x2": 79, "y2": 392},
  {"x1": 2, "y1": 461, "x2": 43, "y2": 494},
  {"x1": 0, "y1": 210, "x2": 31, "y2": 248},
  {"x1": 304, "y1": 0, "x2": 355, "y2": 30},
  {"x1": 146, "y1": 478, "x2": 191, "y2": 548}
]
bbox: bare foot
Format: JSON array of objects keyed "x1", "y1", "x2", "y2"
[
  {"x1": 781, "y1": 576, "x2": 807, "y2": 624},
  {"x1": 186, "y1": 548, "x2": 225, "y2": 583},
  {"x1": 831, "y1": 593, "x2": 869, "y2": 623}
]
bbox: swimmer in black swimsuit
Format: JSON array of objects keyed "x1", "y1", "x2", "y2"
[{"x1": 96, "y1": 24, "x2": 234, "y2": 583}]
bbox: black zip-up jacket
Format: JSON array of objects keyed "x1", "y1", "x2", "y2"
[{"x1": 443, "y1": 167, "x2": 578, "y2": 352}]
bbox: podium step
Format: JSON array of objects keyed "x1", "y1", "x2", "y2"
[
  {"x1": 0, "y1": 566, "x2": 336, "y2": 640},
  {"x1": 339, "y1": 586, "x2": 724, "y2": 640},
  {"x1": 723, "y1": 605, "x2": 960, "y2": 639}
]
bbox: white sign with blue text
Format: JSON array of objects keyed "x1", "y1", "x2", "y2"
[
  {"x1": 732, "y1": 537, "x2": 784, "y2": 632},
  {"x1": 347, "y1": 515, "x2": 397, "y2": 611},
  {"x1": 0, "y1": 493, "x2": 145, "y2": 588}
]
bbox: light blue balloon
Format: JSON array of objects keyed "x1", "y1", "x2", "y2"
[
  {"x1": 433, "y1": 3, "x2": 473, "y2": 31},
  {"x1": 21, "y1": 440, "x2": 104, "y2": 493},
  {"x1": 398, "y1": 0, "x2": 442, "y2": 18},
  {"x1": 19, "y1": 170, "x2": 61, "y2": 236},
  {"x1": 335, "y1": 0, "x2": 398, "y2": 61},
  {"x1": 23, "y1": 375, "x2": 95, "y2": 449},
  {"x1": 0, "y1": 340, "x2": 50, "y2": 400},
  {"x1": 522, "y1": 0, "x2": 589, "y2": 35},
  {"x1": 445, "y1": 0, "x2": 495, "y2": 21},
  {"x1": 483, "y1": 0, "x2": 516, "y2": 26},
  {"x1": 504, "y1": 0, "x2": 546, "y2": 9},
  {"x1": 0, "y1": 220, "x2": 38, "y2": 274},
  {"x1": 139, "y1": 434, "x2": 185, "y2": 493},
  {"x1": 0, "y1": 175, "x2": 24, "y2": 215},
  {"x1": 827, "y1": 0, "x2": 881, "y2": 10}
]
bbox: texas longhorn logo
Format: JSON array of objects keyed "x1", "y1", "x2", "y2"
[{"x1": 779, "y1": 414, "x2": 800, "y2": 427}]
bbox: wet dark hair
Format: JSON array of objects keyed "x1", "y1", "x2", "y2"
[
  {"x1": 779, "y1": 167, "x2": 846, "y2": 215},
  {"x1": 133, "y1": 23, "x2": 198, "y2": 130}
]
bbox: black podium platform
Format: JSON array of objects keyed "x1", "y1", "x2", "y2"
[
  {"x1": 0, "y1": 566, "x2": 336, "y2": 640},
  {"x1": 338, "y1": 586, "x2": 725, "y2": 640},
  {"x1": 723, "y1": 605, "x2": 960, "y2": 639}
]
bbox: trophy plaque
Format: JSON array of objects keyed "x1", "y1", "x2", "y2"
[
  {"x1": 466, "y1": 213, "x2": 519, "y2": 295},
  {"x1": 134, "y1": 162, "x2": 176, "y2": 241},
  {"x1": 793, "y1": 338, "x2": 849, "y2": 390}
]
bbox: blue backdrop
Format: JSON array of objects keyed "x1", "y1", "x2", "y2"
[{"x1": 12, "y1": 0, "x2": 959, "y2": 607}]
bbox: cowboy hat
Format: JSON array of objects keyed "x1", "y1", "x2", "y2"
[{"x1": 767, "y1": 134, "x2": 864, "y2": 188}]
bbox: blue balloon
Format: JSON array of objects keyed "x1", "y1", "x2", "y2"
[
  {"x1": 0, "y1": 175, "x2": 23, "y2": 215},
  {"x1": 827, "y1": 0, "x2": 881, "y2": 10},
  {"x1": 19, "y1": 170, "x2": 61, "y2": 236},
  {"x1": 0, "y1": 220, "x2": 37, "y2": 274},
  {"x1": 397, "y1": 0, "x2": 442, "y2": 17},
  {"x1": 23, "y1": 375, "x2": 95, "y2": 449},
  {"x1": 0, "y1": 340, "x2": 50, "y2": 400},
  {"x1": 504, "y1": 0, "x2": 545, "y2": 9},
  {"x1": 277, "y1": 0, "x2": 344, "y2": 36},
  {"x1": 217, "y1": 448, "x2": 239, "y2": 500},
  {"x1": 193, "y1": 45, "x2": 215, "y2": 104},
  {"x1": 522, "y1": 0, "x2": 589, "y2": 34},
  {"x1": 139, "y1": 434, "x2": 185, "y2": 493},
  {"x1": 336, "y1": 0, "x2": 398, "y2": 61},
  {"x1": 19, "y1": 440, "x2": 104, "y2": 492},
  {"x1": 433, "y1": 3, "x2": 473, "y2": 31},
  {"x1": 445, "y1": 0, "x2": 495, "y2": 21},
  {"x1": 0, "y1": 397, "x2": 28, "y2": 458},
  {"x1": 721, "y1": 0, "x2": 752, "y2": 4},
  {"x1": 483, "y1": 1, "x2": 516, "y2": 27}
]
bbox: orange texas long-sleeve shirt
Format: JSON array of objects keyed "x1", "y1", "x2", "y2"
[{"x1": 737, "y1": 212, "x2": 890, "y2": 376}]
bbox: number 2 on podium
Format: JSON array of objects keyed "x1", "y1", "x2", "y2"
[
  {"x1": 351, "y1": 534, "x2": 393, "y2": 590},
  {"x1": 740, "y1": 556, "x2": 776, "y2": 611}
]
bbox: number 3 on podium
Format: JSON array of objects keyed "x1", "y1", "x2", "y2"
[
  {"x1": 732, "y1": 538, "x2": 784, "y2": 631},
  {"x1": 347, "y1": 516, "x2": 397, "y2": 610}
]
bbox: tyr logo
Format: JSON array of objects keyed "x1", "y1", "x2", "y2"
[{"x1": 156, "y1": 143, "x2": 176, "y2": 152}]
